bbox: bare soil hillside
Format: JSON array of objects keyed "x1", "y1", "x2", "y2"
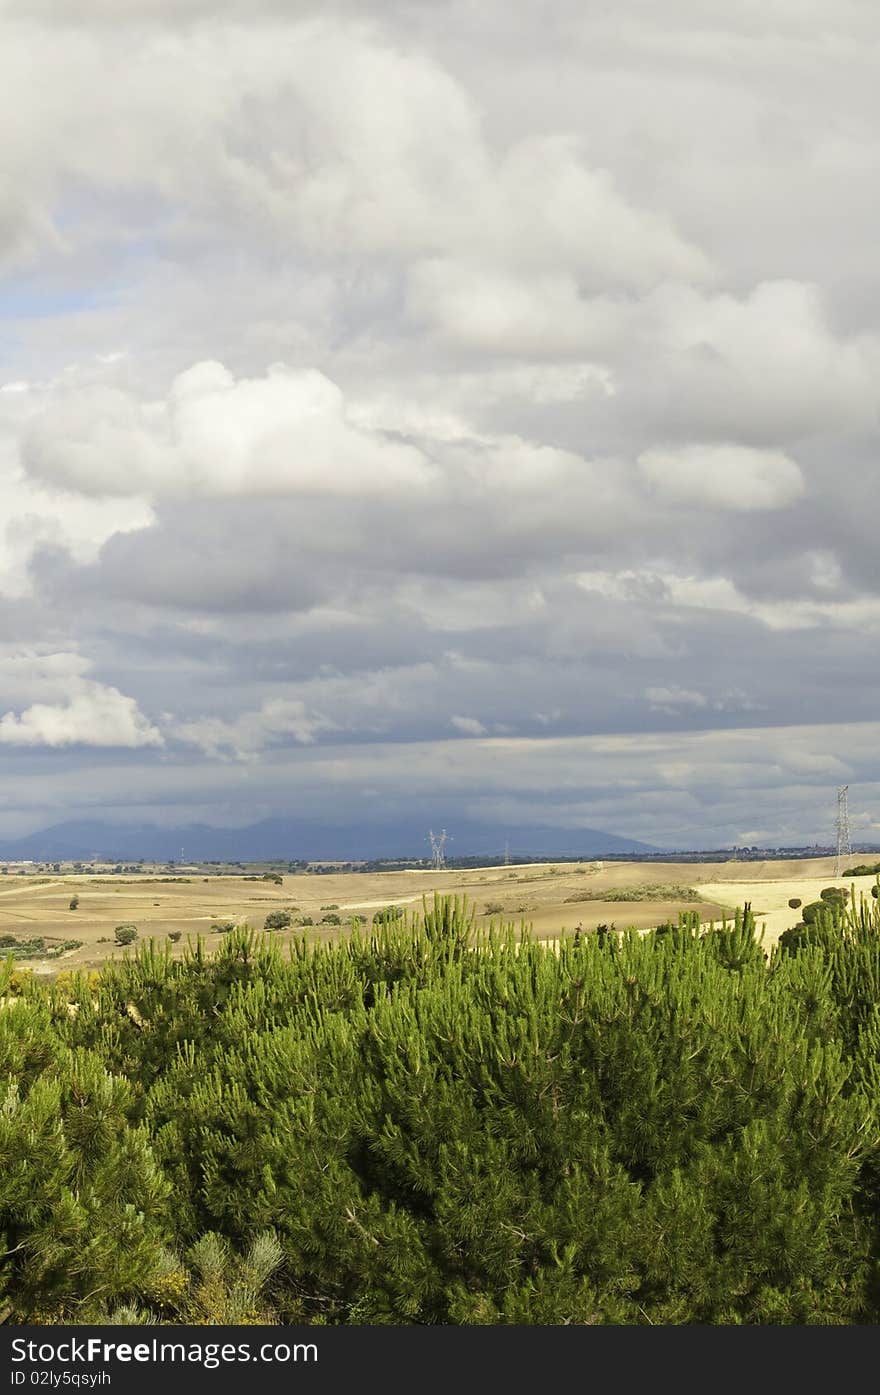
[{"x1": 2, "y1": 855, "x2": 872, "y2": 973}]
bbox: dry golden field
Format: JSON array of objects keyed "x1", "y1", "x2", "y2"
[{"x1": 2, "y1": 853, "x2": 876, "y2": 975}]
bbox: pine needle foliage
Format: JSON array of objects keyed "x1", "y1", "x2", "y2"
[{"x1": 2, "y1": 892, "x2": 880, "y2": 1323}]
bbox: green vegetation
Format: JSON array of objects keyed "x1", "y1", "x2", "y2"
[
  {"x1": 85, "y1": 878, "x2": 194, "y2": 886},
  {"x1": 372, "y1": 904, "x2": 405, "y2": 925},
  {"x1": 263, "y1": 911, "x2": 292, "y2": 932},
  {"x1": 2, "y1": 892, "x2": 880, "y2": 1325},
  {"x1": 564, "y1": 883, "x2": 703, "y2": 904},
  {"x1": 801, "y1": 891, "x2": 850, "y2": 925},
  {"x1": 844, "y1": 863, "x2": 880, "y2": 877},
  {"x1": 114, "y1": 924, "x2": 138, "y2": 946},
  {"x1": 0, "y1": 936, "x2": 82, "y2": 961}
]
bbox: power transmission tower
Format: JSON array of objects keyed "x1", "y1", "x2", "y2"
[
  {"x1": 503, "y1": 840, "x2": 510, "y2": 866},
  {"x1": 428, "y1": 829, "x2": 449, "y2": 871},
  {"x1": 835, "y1": 786, "x2": 852, "y2": 876}
]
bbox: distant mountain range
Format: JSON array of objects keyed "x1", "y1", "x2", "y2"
[{"x1": 0, "y1": 817, "x2": 661, "y2": 863}]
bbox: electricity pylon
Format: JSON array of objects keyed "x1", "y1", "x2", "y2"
[
  {"x1": 428, "y1": 829, "x2": 449, "y2": 871},
  {"x1": 835, "y1": 786, "x2": 852, "y2": 876}
]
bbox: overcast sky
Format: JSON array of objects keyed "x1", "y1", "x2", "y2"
[{"x1": 0, "y1": 0, "x2": 878, "y2": 852}]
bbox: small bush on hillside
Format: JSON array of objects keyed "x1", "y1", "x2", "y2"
[
  {"x1": 788, "y1": 898, "x2": 802, "y2": 909},
  {"x1": 820, "y1": 886, "x2": 848, "y2": 904},
  {"x1": 565, "y1": 884, "x2": 702, "y2": 904},
  {"x1": 69, "y1": 895, "x2": 79, "y2": 911},
  {"x1": 372, "y1": 905, "x2": 405, "y2": 925},
  {"x1": 264, "y1": 911, "x2": 291, "y2": 932},
  {"x1": 114, "y1": 924, "x2": 138, "y2": 945}
]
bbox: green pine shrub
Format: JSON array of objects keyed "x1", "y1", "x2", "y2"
[{"x1": 3, "y1": 891, "x2": 880, "y2": 1325}]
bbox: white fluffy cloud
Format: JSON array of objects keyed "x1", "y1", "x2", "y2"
[
  {"x1": 172, "y1": 697, "x2": 336, "y2": 760},
  {"x1": 644, "y1": 686, "x2": 708, "y2": 712},
  {"x1": 0, "y1": 20, "x2": 711, "y2": 288},
  {"x1": 641, "y1": 280, "x2": 880, "y2": 439},
  {"x1": 0, "y1": 671, "x2": 162, "y2": 748},
  {"x1": 449, "y1": 714, "x2": 488, "y2": 736},
  {"x1": 404, "y1": 134, "x2": 713, "y2": 350},
  {"x1": 0, "y1": 376, "x2": 153, "y2": 595},
  {"x1": 405, "y1": 262, "x2": 608, "y2": 356},
  {"x1": 637, "y1": 443, "x2": 805, "y2": 511},
  {"x1": 21, "y1": 361, "x2": 433, "y2": 500}
]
